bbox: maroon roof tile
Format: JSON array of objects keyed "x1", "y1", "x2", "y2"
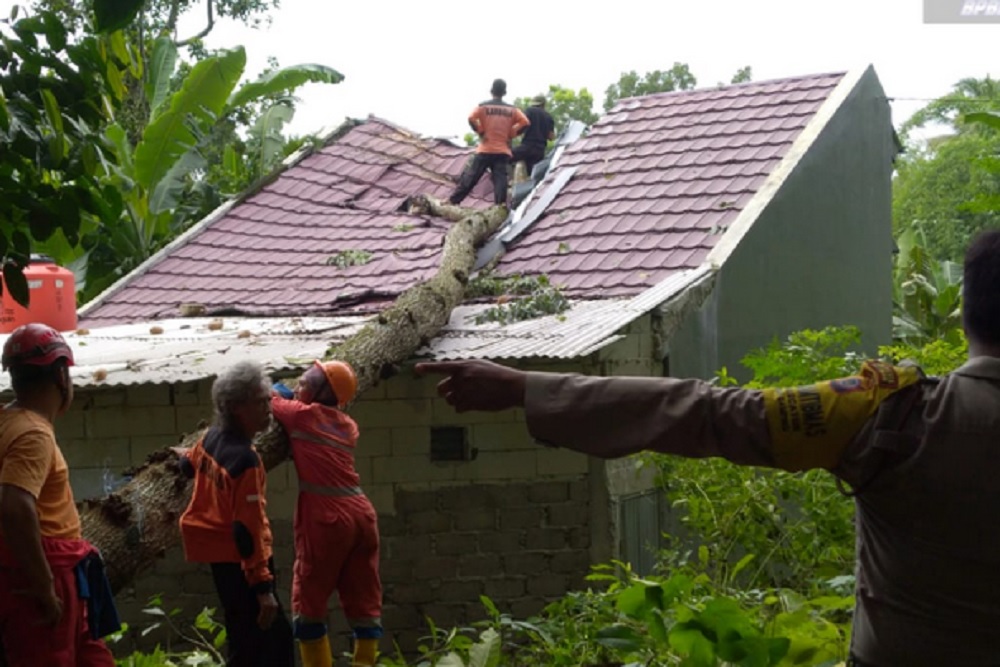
[{"x1": 83, "y1": 73, "x2": 848, "y2": 324}]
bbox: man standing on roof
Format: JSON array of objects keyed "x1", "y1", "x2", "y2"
[
  {"x1": 449, "y1": 78, "x2": 530, "y2": 207},
  {"x1": 0, "y1": 323, "x2": 120, "y2": 666},
  {"x1": 417, "y1": 230, "x2": 1000, "y2": 667},
  {"x1": 270, "y1": 360, "x2": 382, "y2": 667},
  {"x1": 512, "y1": 94, "x2": 556, "y2": 179}
]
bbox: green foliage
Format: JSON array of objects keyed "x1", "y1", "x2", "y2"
[
  {"x1": 327, "y1": 249, "x2": 373, "y2": 268},
  {"x1": 892, "y1": 227, "x2": 965, "y2": 345},
  {"x1": 514, "y1": 84, "x2": 600, "y2": 132},
  {"x1": 604, "y1": 63, "x2": 697, "y2": 111},
  {"x1": 466, "y1": 274, "x2": 570, "y2": 325},
  {"x1": 892, "y1": 131, "x2": 1000, "y2": 262},
  {"x1": 740, "y1": 326, "x2": 864, "y2": 389},
  {"x1": 900, "y1": 75, "x2": 1000, "y2": 140},
  {"x1": 730, "y1": 66, "x2": 754, "y2": 84},
  {"x1": 110, "y1": 594, "x2": 226, "y2": 666},
  {"x1": 0, "y1": 5, "x2": 131, "y2": 305},
  {"x1": 92, "y1": 0, "x2": 143, "y2": 33},
  {"x1": 383, "y1": 567, "x2": 851, "y2": 667}
]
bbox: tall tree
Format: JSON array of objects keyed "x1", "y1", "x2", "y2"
[
  {"x1": 893, "y1": 76, "x2": 1000, "y2": 261},
  {"x1": 603, "y1": 63, "x2": 697, "y2": 111}
]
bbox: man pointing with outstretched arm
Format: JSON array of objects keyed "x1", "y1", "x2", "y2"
[{"x1": 416, "y1": 229, "x2": 1000, "y2": 667}]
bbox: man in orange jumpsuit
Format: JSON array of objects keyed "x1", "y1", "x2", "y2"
[
  {"x1": 0, "y1": 323, "x2": 119, "y2": 666},
  {"x1": 177, "y1": 360, "x2": 293, "y2": 667},
  {"x1": 448, "y1": 78, "x2": 530, "y2": 206},
  {"x1": 270, "y1": 360, "x2": 381, "y2": 667}
]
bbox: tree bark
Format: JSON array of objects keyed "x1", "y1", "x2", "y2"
[{"x1": 80, "y1": 197, "x2": 508, "y2": 594}]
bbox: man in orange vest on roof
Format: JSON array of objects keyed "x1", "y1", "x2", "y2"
[
  {"x1": 270, "y1": 360, "x2": 382, "y2": 667},
  {"x1": 0, "y1": 323, "x2": 120, "y2": 666},
  {"x1": 449, "y1": 78, "x2": 530, "y2": 207}
]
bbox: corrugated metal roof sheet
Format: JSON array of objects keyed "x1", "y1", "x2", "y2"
[{"x1": 2, "y1": 268, "x2": 710, "y2": 392}]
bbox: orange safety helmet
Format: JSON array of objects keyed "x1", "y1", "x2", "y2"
[
  {"x1": 313, "y1": 359, "x2": 358, "y2": 408},
  {"x1": 2, "y1": 322, "x2": 75, "y2": 371}
]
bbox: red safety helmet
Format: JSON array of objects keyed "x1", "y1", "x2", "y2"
[
  {"x1": 2, "y1": 323, "x2": 75, "y2": 371},
  {"x1": 313, "y1": 360, "x2": 357, "y2": 408}
]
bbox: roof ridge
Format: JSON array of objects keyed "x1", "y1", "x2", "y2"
[{"x1": 612, "y1": 70, "x2": 848, "y2": 108}]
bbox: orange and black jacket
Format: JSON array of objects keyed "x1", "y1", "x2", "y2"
[
  {"x1": 469, "y1": 100, "x2": 530, "y2": 157},
  {"x1": 178, "y1": 427, "x2": 274, "y2": 593}
]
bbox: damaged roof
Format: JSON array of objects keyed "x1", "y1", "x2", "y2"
[{"x1": 80, "y1": 72, "x2": 847, "y2": 327}]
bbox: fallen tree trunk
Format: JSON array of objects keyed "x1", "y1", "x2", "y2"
[{"x1": 80, "y1": 197, "x2": 508, "y2": 594}]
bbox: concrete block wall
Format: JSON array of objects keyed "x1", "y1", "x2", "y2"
[{"x1": 31, "y1": 356, "x2": 609, "y2": 658}]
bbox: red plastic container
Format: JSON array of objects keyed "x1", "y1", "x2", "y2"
[{"x1": 0, "y1": 255, "x2": 78, "y2": 333}]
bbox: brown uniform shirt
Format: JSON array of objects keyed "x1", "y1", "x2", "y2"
[{"x1": 526, "y1": 357, "x2": 1000, "y2": 666}]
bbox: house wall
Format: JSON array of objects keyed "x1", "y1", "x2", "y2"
[
  {"x1": 673, "y1": 67, "x2": 896, "y2": 382},
  {"x1": 5, "y1": 348, "x2": 616, "y2": 657}
]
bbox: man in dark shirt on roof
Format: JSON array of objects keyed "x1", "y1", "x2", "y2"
[
  {"x1": 512, "y1": 94, "x2": 555, "y2": 178},
  {"x1": 448, "y1": 78, "x2": 529, "y2": 207}
]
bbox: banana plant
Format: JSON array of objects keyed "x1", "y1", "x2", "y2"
[
  {"x1": 61, "y1": 35, "x2": 343, "y2": 300},
  {"x1": 892, "y1": 227, "x2": 964, "y2": 346}
]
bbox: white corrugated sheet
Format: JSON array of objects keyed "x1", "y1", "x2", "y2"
[{"x1": 0, "y1": 267, "x2": 711, "y2": 391}]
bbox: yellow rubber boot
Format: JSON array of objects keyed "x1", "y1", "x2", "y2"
[
  {"x1": 299, "y1": 636, "x2": 333, "y2": 667},
  {"x1": 352, "y1": 637, "x2": 378, "y2": 666}
]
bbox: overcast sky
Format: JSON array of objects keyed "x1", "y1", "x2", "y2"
[{"x1": 7, "y1": 0, "x2": 999, "y2": 140}]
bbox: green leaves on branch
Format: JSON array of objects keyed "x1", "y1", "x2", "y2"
[{"x1": 92, "y1": 0, "x2": 144, "y2": 33}]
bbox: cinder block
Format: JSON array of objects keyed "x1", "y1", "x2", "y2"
[
  {"x1": 498, "y1": 507, "x2": 545, "y2": 531},
  {"x1": 354, "y1": 456, "x2": 373, "y2": 485},
  {"x1": 470, "y1": 422, "x2": 535, "y2": 452},
  {"x1": 502, "y1": 552, "x2": 548, "y2": 573},
  {"x1": 61, "y1": 437, "x2": 130, "y2": 469},
  {"x1": 55, "y1": 409, "x2": 87, "y2": 439},
  {"x1": 365, "y1": 483, "x2": 395, "y2": 515},
  {"x1": 371, "y1": 454, "x2": 458, "y2": 485},
  {"x1": 171, "y1": 381, "x2": 203, "y2": 406},
  {"x1": 91, "y1": 389, "x2": 126, "y2": 407},
  {"x1": 438, "y1": 484, "x2": 497, "y2": 510},
  {"x1": 527, "y1": 481, "x2": 569, "y2": 504},
  {"x1": 550, "y1": 550, "x2": 591, "y2": 575},
  {"x1": 536, "y1": 448, "x2": 589, "y2": 477},
  {"x1": 547, "y1": 503, "x2": 588, "y2": 527},
  {"x1": 175, "y1": 405, "x2": 212, "y2": 434},
  {"x1": 380, "y1": 603, "x2": 422, "y2": 630},
  {"x1": 356, "y1": 427, "x2": 392, "y2": 458},
  {"x1": 430, "y1": 400, "x2": 518, "y2": 425},
  {"x1": 483, "y1": 578, "x2": 526, "y2": 600},
  {"x1": 93, "y1": 406, "x2": 177, "y2": 438},
  {"x1": 391, "y1": 426, "x2": 430, "y2": 456},
  {"x1": 458, "y1": 553, "x2": 501, "y2": 578},
  {"x1": 433, "y1": 532, "x2": 478, "y2": 555},
  {"x1": 527, "y1": 573, "x2": 568, "y2": 597},
  {"x1": 469, "y1": 450, "x2": 537, "y2": 482},
  {"x1": 126, "y1": 383, "x2": 172, "y2": 407},
  {"x1": 380, "y1": 558, "x2": 413, "y2": 581},
  {"x1": 406, "y1": 510, "x2": 452, "y2": 534},
  {"x1": 386, "y1": 372, "x2": 440, "y2": 400},
  {"x1": 389, "y1": 582, "x2": 437, "y2": 604},
  {"x1": 568, "y1": 479, "x2": 590, "y2": 502},
  {"x1": 352, "y1": 398, "x2": 432, "y2": 429},
  {"x1": 394, "y1": 488, "x2": 438, "y2": 512},
  {"x1": 453, "y1": 508, "x2": 497, "y2": 532},
  {"x1": 477, "y1": 531, "x2": 523, "y2": 554},
  {"x1": 411, "y1": 555, "x2": 459, "y2": 580},
  {"x1": 265, "y1": 486, "x2": 298, "y2": 517},
  {"x1": 265, "y1": 464, "x2": 290, "y2": 493},
  {"x1": 525, "y1": 527, "x2": 569, "y2": 551},
  {"x1": 437, "y1": 580, "x2": 483, "y2": 602},
  {"x1": 509, "y1": 597, "x2": 547, "y2": 618}
]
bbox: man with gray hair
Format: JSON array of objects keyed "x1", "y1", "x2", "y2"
[{"x1": 175, "y1": 360, "x2": 294, "y2": 667}]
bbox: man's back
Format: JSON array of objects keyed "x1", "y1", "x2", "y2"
[
  {"x1": 848, "y1": 357, "x2": 1000, "y2": 665},
  {"x1": 469, "y1": 100, "x2": 528, "y2": 156}
]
